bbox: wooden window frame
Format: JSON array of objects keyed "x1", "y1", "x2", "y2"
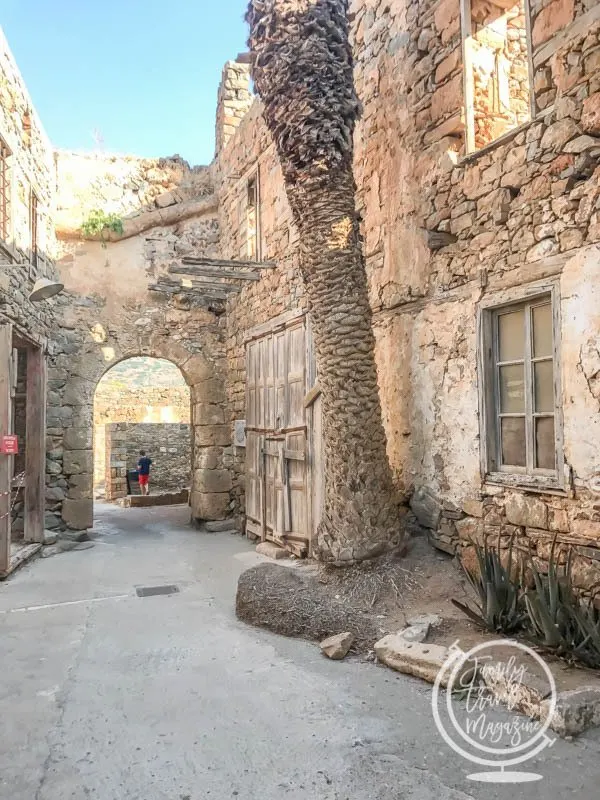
[
  {"x1": 0, "y1": 136, "x2": 11, "y2": 244},
  {"x1": 478, "y1": 281, "x2": 564, "y2": 491},
  {"x1": 246, "y1": 172, "x2": 262, "y2": 262},
  {"x1": 460, "y1": 0, "x2": 536, "y2": 155}
]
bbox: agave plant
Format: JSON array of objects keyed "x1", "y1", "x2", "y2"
[
  {"x1": 524, "y1": 548, "x2": 572, "y2": 649},
  {"x1": 525, "y1": 546, "x2": 600, "y2": 668},
  {"x1": 452, "y1": 536, "x2": 527, "y2": 634}
]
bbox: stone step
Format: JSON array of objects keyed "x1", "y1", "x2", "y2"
[
  {"x1": 256, "y1": 541, "x2": 290, "y2": 560},
  {"x1": 205, "y1": 519, "x2": 237, "y2": 533}
]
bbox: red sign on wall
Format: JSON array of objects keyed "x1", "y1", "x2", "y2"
[{"x1": 0, "y1": 435, "x2": 18, "y2": 455}]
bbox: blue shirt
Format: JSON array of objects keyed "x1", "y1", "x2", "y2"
[{"x1": 138, "y1": 457, "x2": 152, "y2": 476}]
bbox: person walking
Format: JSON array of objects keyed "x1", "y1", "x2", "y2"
[{"x1": 137, "y1": 450, "x2": 152, "y2": 496}]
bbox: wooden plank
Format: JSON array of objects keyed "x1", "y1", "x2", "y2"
[
  {"x1": 0, "y1": 322, "x2": 12, "y2": 574},
  {"x1": 169, "y1": 264, "x2": 261, "y2": 281},
  {"x1": 244, "y1": 308, "x2": 306, "y2": 344},
  {"x1": 0, "y1": 542, "x2": 41, "y2": 580},
  {"x1": 148, "y1": 284, "x2": 230, "y2": 301},
  {"x1": 154, "y1": 278, "x2": 241, "y2": 293},
  {"x1": 181, "y1": 256, "x2": 277, "y2": 269},
  {"x1": 534, "y1": 4, "x2": 600, "y2": 67},
  {"x1": 460, "y1": 0, "x2": 475, "y2": 154},
  {"x1": 179, "y1": 280, "x2": 241, "y2": 293},
  {"x1": 25, "y1": 346, "x2": 46, "y2": 543}
]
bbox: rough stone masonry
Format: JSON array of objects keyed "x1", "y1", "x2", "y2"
[{"x1": 3, "y1": 0, "x2": 600, "y2": 593}]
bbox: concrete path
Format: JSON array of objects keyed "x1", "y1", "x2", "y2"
[{"x1": 0, "y1": 503, "x2": 597, "y2": 800}]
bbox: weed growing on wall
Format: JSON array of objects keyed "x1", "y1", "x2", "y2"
[{"x1": 80, "y1": 209, "x2": 124, "y2": 247}]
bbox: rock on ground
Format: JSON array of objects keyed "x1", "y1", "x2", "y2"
[
  {"x1": 399, "y1": 623, "x2": 430, "y2": 643},
  {"x1": 320, "y1": 632, "x2": 354, "y2": 660},
  {"x1": 236, "y1": 563, "x2": 387, "y2": 651}
]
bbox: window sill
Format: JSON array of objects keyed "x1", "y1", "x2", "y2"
[
  {"x1": 483, "y1": 473, "x2": 568, "y2": 497},
  {"x1": 458, "y1": 109, "x2": 550, "y2": 167}
]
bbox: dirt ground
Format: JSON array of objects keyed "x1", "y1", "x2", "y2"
[{"x1": 311, "y1": 527, "x2": 600, "y2": 694}]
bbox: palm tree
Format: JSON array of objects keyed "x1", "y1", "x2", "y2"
[{"x1": 246, "y1": 0, "x2": 405, "y2": 565}]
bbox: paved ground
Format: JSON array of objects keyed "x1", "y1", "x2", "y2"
[{"x1": 0, "y1": 503, "x2": 598, "y2": 800}]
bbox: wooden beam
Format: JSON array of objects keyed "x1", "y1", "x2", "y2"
[
  {"x1": 148, "y1": 284, "x2": 230, "y2": 301},
  {"x1": 24, "y1": 346, "x2": 46, "y2": 544},
  {"x1": 169, "y1": 265, "x2": 261, "y2": 281},
  {"x1": 181, "y1": 256, "x2": 276, "y2": 269},
  {"x1": 179, "y1": 280, "x2": 241, "y2": 293},
  {"x1": 0, "y1": 323, "x2": 12, "y2": 574}
]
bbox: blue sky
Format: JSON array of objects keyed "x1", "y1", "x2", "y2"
[{"x1": 2, "y1": 0, "x2": 249, "y2": 165}]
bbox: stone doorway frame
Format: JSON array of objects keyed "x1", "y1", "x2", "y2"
[{"x1": 59, "y1": 339, "x2": 232, "y2": 531}]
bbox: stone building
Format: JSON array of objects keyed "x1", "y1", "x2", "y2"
[
  {"x1": 0, "y1": 28, "x2": 61, "y2": 572},
  {"x1": 2, "y1": 0, "x2": 600, "y2": 592},
  {"x1": 212, "y1": 0, "x2": 600, "y2": 593}
]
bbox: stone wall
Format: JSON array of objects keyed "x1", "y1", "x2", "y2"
[
  {"x1": 104, "y1": 422, "x2": 190, "y2": 498},
  {"x1": 214, "y1": 59, "x2": 254, "y2": 156},
  {"x1": 215, "y1": 97, "x2": 306, "y2": 516},
  {"x1": 94, "y1": 385, "x2": 190, "y2": 492},
  {"x1": 216, "y1": 0, "x2": 600, "y2": 591},
  {"x1": 0, "y1": 26, "x2": 58, "y2": 338},
  {"x1": 46, "y1": 147, "x2": 232, "y2": 528}
]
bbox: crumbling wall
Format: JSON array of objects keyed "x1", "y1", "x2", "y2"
[
  {"x1": 350, "y1": 0, "x2": 600, "y2": 590},
  {"x1": 214, "y1": 60, "x2": 254, "y2": 156}
]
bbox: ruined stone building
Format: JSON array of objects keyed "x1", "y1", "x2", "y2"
[{"x1": 2, "y1": 0, "x2": 600, "y2": 591}]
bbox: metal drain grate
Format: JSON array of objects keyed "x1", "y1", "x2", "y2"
[{"x1": 136, "y1": 585, "x2": 179, "y2": 598}]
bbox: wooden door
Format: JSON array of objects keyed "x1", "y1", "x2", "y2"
[
  {"x1": 245, "y1": 312, "x2": 316, "y2": 556},
  {"x1": 0, "y1": 323, "x2": 12, "y2": 573}
]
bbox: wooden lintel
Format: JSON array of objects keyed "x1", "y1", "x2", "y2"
[
  {"x1": 181, "y1": 256, "x2": 277, "y2": 269},
  {"x1": 169, "y1": 265, "x2": 261, "y2": 281}
]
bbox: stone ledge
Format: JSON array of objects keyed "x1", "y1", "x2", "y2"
[{"x1": 118, "y1": 490, "x2": 189, "y2": 507}]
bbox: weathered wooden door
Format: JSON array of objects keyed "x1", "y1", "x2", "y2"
[
  {"x1": 245, "y1": 311, "x2": 318, "y2": 556},
  {"x1": 0, "y1": 323, "x2": 12, "y2": 573}
]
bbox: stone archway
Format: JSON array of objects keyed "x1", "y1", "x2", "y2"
[{"x1": 50, "y1": 324, "x2": 232, "y2": 532}]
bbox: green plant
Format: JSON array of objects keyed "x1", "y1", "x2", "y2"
[
  {"x1": 525, "y1": 547, "x2": 600, "y2": 668},
  {"x1": 80, "y1": 209, "x2": 124, "y2": 247},
  {"x1": 452, "y1": 536, "x2": 527, "y2": 634}
]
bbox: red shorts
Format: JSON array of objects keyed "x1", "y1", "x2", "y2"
[{"x1": 138, "y1": 474, "x2": 149, "y2": 486}]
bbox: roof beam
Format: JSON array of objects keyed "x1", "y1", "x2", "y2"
[
  {"x1": 148, "y1": 283, "x2": 231, "y2": 301},
  {"x1": 169, "y1": 264, "x2": 261, "y2": 281},
  {"x1": 181, "y1": 256, "x2": 276, "y2": 269}
]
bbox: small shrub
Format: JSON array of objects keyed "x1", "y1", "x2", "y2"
[
  {"x1": 452, "y1": 536, "x2": 527, "y2": 634},
  {"x1": 80, "y1": 209, "x2": 124, "y2": 246}
]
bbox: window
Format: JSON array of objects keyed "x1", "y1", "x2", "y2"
[
  {"x1": 30, "y1": 190, "x2": 38, "y2": 267},
  {"x1": 0, "y1": 137, "x2": 10, "y2": 243},
  {"x1": 246, "y1": 174, "x2": 261, "y2": 261},
  {"x1": 462, "y1": 0, "x2": 533, "y2": 152},
  {"x1": 480, "y1": 290, "x2": 563, "y2": 486}
]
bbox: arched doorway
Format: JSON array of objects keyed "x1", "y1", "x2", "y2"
[
  {"x1": 56, "y1": 328, "x2": 233, "y2": 531},
  {"x1": 93, "y1": 358, "x2": 191, "y2": 501}
]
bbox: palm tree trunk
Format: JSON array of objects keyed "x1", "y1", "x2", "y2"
[{"x1": 247, "y1": 0, "x2": 406, "y2": 564}]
